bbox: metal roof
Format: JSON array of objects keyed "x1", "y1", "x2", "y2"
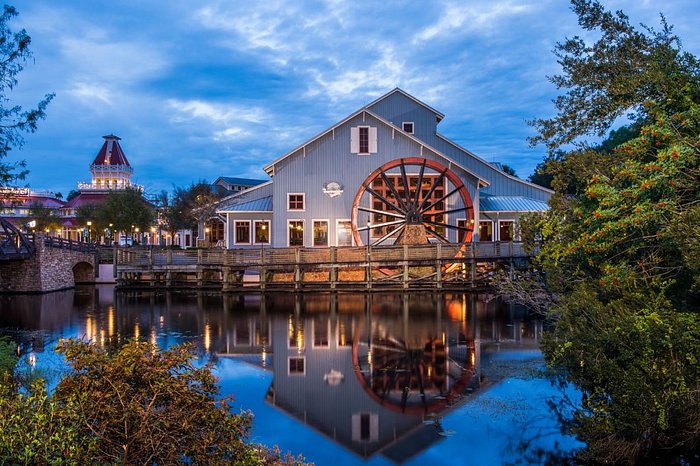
[
  {"x1": 479, "y1": 196, "x2": 549, "y2": 212},
  {"x1": 218, "y1": 196, "x2": 272, "y2": 212},
  {"x1": 215, "y1": 177, "x2": 267, "y2": 186}
]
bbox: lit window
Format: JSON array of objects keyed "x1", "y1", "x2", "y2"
[
  {"x1": 313, "y1": 220, "x2": 328, "y2": 247},
  {"x1": 479, "y1": 221, "x2": 493, "y2": 241},
  {"x1": 499, "y1": 221, "x2": 514, "y2": 241},
  {"x1": 254, "y1": 221, "x2": 269, "y2": 244},
  {"x1": 402, "y1": 122, "x2": 414, "y2": 134},
  {"x1": 235, "y1": 221, "x2": 250, "y2": 244},
  {"x1": 288, "y1": 193, "x2": 304, "y2": 211},
  {"x1": 289, "y1": 221, "x2": 304, "y2": 247}
]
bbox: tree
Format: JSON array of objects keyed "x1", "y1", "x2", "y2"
[
  {"x1": 95, "y1": 188, "x2": 154, "y2": 236},
  {"x1": 500, "y1": 164, "x2": 518, "y2": 177},
  {"x1": 522, "y1": 1, "x2": 700, "y2": 463},
  {"x1": 171, "y1": 181, "x2": 219, "y2": 233},
  {"x1": 0, "y1": 5, "x2": 54, "y2": 187},
  {"x1": 0, "y1": 340, "x2": 308, "y2": 465},
  {"x1": 66, "y1": 189, "x2": 79, "y2": 201},
  {"x1": 28, "y1": 201, "x2": 62, "y2": 232}
]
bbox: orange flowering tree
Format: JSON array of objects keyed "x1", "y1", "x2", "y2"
[{"x1": 523, "y1": 1, "x2": 700, "y2": 463}]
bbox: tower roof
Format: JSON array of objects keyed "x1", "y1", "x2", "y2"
[{"x1": 92, "y1": 134, "x2": 131, "y2": 166}]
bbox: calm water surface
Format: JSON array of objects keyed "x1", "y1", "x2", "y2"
[{"x1": 0, "y1": 286, "x2": 582, "y2": 465}]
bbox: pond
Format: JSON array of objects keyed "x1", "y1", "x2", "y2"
[{"x1": 0, "y1": 286, "x2": 582, "y2": 465}]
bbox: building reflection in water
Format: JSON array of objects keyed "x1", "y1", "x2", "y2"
[{"x1": 0, "y1": 287, "x2": 543, "y2": 463}]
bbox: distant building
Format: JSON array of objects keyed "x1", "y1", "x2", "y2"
[{"x1": 0, "y1": 187, "x2": 65, "y2": 228}]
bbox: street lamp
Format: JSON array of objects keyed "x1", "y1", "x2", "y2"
[
  {"x1": 150, "y1": 226, "x2": 156, "y2": 246},
  {"x1": 205, "y1": 226, "x2": 210, "y2": 246},
  {"x1": 135, "y1": 227, "x2": 140, "y2": 245},
  {"x1": 87, "y1": 221, "x2": 92, "y2": 243}
]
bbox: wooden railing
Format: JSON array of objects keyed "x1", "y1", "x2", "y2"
[
  {"x1": 44, "y1": 236, "x2": 97, "y2": 254},
  {"x1": 116, "y1": 242, "x2": 536, "y2": 268}
]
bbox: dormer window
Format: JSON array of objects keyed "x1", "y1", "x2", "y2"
[{"x1": 402, "y1": 122, "x2": 414, "y2": 134}]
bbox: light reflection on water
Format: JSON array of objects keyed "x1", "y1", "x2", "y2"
[{"x1": 0, "y1": 285, "x2": 582, "y2": 465}]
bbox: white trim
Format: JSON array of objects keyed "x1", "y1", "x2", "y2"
[
  {"x1": 253, "y1": 220, "x2": 270, "y2": 244},
  {"x1": 336, "y1": 219, "x2": 353, "y2": 247},
  {"x1": 402, "y1": 121, "x2": 414, "y2": 134},
  {"x1": 234, "y1": 220, "x2": 251, "y2": 244},
  {"x1": 478, "y1": 219, "x2": 494, "y2": 242},
  {"x1": 435, "y1": 133, "x2": 554, "y2": 195},
  {"x1": 312, "y1": 219, "x2": 329, "y2": 248},
  {"x1": 287, "y1": 219, "x2": 305, "y2": 247},
  {"x1": 311, "y1": 319, "x2": 331, "y2": 348},
  {"x1": 287, "y1": 356, "x2": 306, "y2": 375},
  {"x1": 358, "y1": 125, "x2": 370, "y2": 155},
  {"x1": 365, "y1": 87, "x2": 445, "y2": 122},
  {"x1": 497, "y1": 219, "x2": 516, "y2": 242},
  {"x1": 263, "y1": 108, "x2": 489, "y2": 186},
  {"x1": 287, "y1": 192, "x2": 305, "y2": 212}
]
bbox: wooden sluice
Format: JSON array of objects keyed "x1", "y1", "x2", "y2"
[{"x1": 114, "y1": 242, "x2": 534, "y2": 292}]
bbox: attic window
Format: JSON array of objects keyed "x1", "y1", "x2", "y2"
[
  {"x1": 402, "y1": 122, "x2": 414, "y2": 134},
  {"x1": 359, "y1": 127, "x2": 369, "y2": 153}
]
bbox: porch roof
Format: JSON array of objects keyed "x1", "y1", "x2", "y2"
[
  {"x1": 218, "y1": 196, "x2": 272, "y2": 213},
  {"x1": 479, "y1": 196, "x2": 549, "y2": 212}
]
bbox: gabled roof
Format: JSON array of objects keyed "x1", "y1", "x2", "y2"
[
  {"x1": 365, "y1": 87, "x2": 445, "y2": 122},
  {"x1": 263, "y1": 108, "x2": 488, "y2": 186},
  {"x1": 435, "y1": 133, "x2": 554, "y2": 195},
  {"x1": 92, "y1": 134, "x2": 130, "y2": 167},
  {"x1": 62, "y1": 193, "x2": 110, "y2": 209}
]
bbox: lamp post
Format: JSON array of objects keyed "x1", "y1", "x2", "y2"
[
  {"x1": 135, "y1": 227, "x2": 140, "y2": 245},
  {"x1": 87, "y1": 221, "x2": 92, "y2": 243},
  {"x1": 205, "y1": 226, "x2": 210, "y2": 247},
  {"x1": 150, "y1": 227, "x2": 156, "y2": 246}
]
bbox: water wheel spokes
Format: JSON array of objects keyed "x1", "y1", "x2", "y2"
[{"x1": 352, "y1": 158, "x2": 474, "y2": 247}]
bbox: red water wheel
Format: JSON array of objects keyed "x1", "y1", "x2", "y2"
[{"x1": 351, "y1": 158, "x2": 474, "y2": 246}]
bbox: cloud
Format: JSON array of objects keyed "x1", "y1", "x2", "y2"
[
  {"x1": 67, "y1": 82, "x2": 113, "y2": 106},
  {"x1": 414, "y1": 1, "x2": 535, "y2": 43}
]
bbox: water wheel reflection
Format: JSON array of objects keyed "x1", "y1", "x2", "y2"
[{"x1": 352, "y1": 317, "x2": 477, "y2": 415}]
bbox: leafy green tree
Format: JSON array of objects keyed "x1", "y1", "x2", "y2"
[
  {"x1": 500, "y1": 164, "x2": 518, "y2": 177},
  {"x1": 28, "y1": 201, "x2": 62, "y2": 232},
  {"x1": 0, "y1": 340, "x2": 309, "y2": 465},
  {"x1": 0, "y1": 5, "x2": 54, "y2": 187},
  {"x1": 172, "y1": 181, "x2": 219, "y2": 232},
  {"x1": 65, "y1": 189, "x2": 79, "y2": 201},
  {"x1": 95, "y1": 188, "x2": 154, "y2": 236},
  {"x1": 521, "y1": 1, "x2": 700, "y2": 463}
]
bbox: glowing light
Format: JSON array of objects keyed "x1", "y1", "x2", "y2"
[
  {"x1": 204, "y1": 323, "x2": 211, "y2": 352},
  {"x1": 108, "y1": 307, "x2": 114, "y2": 337},
  {"x1": 134, "y1": 323, "x2": 140, "y2": 340}
]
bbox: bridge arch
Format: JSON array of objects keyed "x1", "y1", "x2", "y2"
[{"x1": 72, "y1": 261, "x2": 94, "y2": 284}]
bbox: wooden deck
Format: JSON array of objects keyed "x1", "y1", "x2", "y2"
[{"x1": 115, "y1": 242, "x2": 535, "y2": 291}]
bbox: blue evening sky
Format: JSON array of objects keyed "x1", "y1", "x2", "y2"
[{"x1": 8, "y1": 0, "x2": 700, "y2": 196}]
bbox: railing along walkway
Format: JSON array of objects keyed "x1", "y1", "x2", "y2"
[{"x1": 115, "y1": 242, "x2": 536, "y2": 291}]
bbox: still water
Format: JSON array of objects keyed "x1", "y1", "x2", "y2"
[{"x1": 0, "y1": 286, "x2": 582, "y2": 465}]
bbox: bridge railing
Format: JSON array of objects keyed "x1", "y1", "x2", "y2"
[{"x1": 44, "y1": 236, "x2": 97, "y2": 254}]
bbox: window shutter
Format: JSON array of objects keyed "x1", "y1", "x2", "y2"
[
  {"x1": 369, "y1": 127, "x2": 378, "y2": 153},
  {"x1": 351, "y1": 414, "x2": 360, "y2": 441},
  {"x1": 350, "y1": 127, "x2": 359, "y2": 154},
  {"x1": 370, "y1": 414, "x2": 379, "y2": 441}
]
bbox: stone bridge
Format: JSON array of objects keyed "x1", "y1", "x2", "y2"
[{"x1": 0, "y1": 232, "x2": 97, "y2": 293}]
